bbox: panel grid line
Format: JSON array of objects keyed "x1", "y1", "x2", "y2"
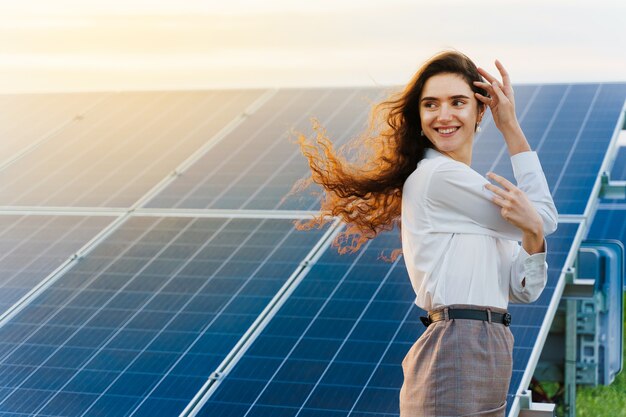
[
  {"x1": 0, "y1": 218, "x2": 165, "y2": 399},
  {"x1": 0, "y1": 93, "x2": 112, "y2": 172},
  {"x1": 134, "y1": 89, "x2": 277, "y2": 210},
  {"x1": 2, "y1": 93, "x2": 171, "y2": 205},
  {"x1": 238, "y1": 90, "x2": 366, "y2": 210},
  {"x1": 552, "y1": 84, "x2": 602, "y2": 194},
  {"x1": 239, "y1": 235, "x2": 374, "y2": 417},
  {"x1": 292, "y1": 256, "x2": 402, "y2": 417},
  {"x1": 168, "y1": 90, "x2": 314, "y2": 210},
  {"x1": 124, "y1": 219, "x2": 308, "y2": 417},
  {"x1": 74, "y1": 93, "x2": 218, "y2": 208}
]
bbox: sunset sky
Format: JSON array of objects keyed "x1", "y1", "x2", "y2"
[{"x1": 1, "y1": 0, "x2": 625, "y2": 93}]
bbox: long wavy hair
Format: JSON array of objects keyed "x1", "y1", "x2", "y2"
[{"x1": 289, "y1": 50, "x2": 488, "y2": 260}]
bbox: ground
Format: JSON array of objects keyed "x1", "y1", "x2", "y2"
[{"x1": 576, "y1": 292, "x2": 626, "y2": 416}]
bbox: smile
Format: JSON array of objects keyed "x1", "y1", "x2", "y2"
[{"x1": 436, "y1": 127, "x2": 459, "y2": 134}]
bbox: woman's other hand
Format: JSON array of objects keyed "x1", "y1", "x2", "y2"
[{"x1": 484, "y1": 171, "x2": 545, "y2": 253}]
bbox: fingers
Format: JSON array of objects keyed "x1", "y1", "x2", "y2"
[
  {"x1": 473, "y1": 80, "x2": 494, "y2": 97},
  {"x1": 477, "y1": 67, "x2": 497, "y2": 84},
  {"x1": 489, "y1": 81, "x2": 508, "y2": 103},
  {"x1": 474, "y1": 92, "x2": 492, "y2": 106},
  {"x1": 475, "y1": 79, "x2": 505, "y2": 99},
  {"x1": 484, "y1": 182, "x2": 509, "y2": 200},
  {"x1": 495, "y1": 59, "x2": 511, "y2": 87},
  {"x1": 485, "y1": 174, "x2": 516, "y2": 211},
  {"x1": 487, "y1": 172, "x2": 515, "y2": 191},
  {"x1": 477, "y1": 60, "x2": 512, "y2": 92}
]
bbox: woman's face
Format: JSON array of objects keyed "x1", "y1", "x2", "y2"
[{"x1": 419, "y1": 72, "x2": 483, "y2": 165}]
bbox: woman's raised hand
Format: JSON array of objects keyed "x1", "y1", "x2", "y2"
[
  {"x1": 473, "y1": 60, "x2": 519, "y2": 133},
  {"x1": 474, "y1": 60, "x2": 531, "y2": 156}
]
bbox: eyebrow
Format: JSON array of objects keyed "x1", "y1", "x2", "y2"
[{"x1": 420, "y1": 94, "x2": 471, "y2": 102}]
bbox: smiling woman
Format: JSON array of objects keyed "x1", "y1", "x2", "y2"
[
  {"x1": 291, "y1": 50, "x2": 558, "y2": 416},
  {"x1": 419, "y1": 73, "x2": 485, "y2": 165},
  {"x1": 290, "y1": 50, "x2": 491, "y2": 258}
]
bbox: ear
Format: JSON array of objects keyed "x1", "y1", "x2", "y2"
[{"x1": 477, "y1": 105, "x2": 486, "y2": 124}]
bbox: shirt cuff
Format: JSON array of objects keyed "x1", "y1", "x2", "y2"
[
  {"x1": 510, "y1": 151, "x2": 542, "y2": 179},
  {"x1": 511, "y1": 239, "x2": 548, "y2": 294}
]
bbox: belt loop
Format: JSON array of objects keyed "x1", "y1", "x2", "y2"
[
  {"x1": 444, "y1": 307, "x2": 450, "y2": 321},
  {"x1": 486, "y1": 308, "x2": 492, "y2": 323}
]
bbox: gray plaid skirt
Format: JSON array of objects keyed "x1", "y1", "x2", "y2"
[{"x1": 400, "y1": 304, "x2": 514, "y2": 417}]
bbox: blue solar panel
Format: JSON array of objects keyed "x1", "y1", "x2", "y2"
[
  {"x1": 609, "y1": 147, "x2": 626, "y2": 181},
  {"x1": 0, "y1": 215, "x2": 114, "y2": 314},
  {"x1": 0, "y1": 82, "x2": 623, "y2": 417},
  {"x1": 475, "y1": 83, "x2": 626, "y2": 215},
  {"x1": 0, "y1": 217, "x2": 326, "y2": 416},
  {"x1": 586, "y1": 144, "x2": 626, "y2": 243},
  {"x1": 587, "y1": 209, "x2": 626, "y2": 242},
  {"x1": 0, "y1": 90, "x2": 265, "y2": 208},
  {"x1": 197, "y1": 223, "x2": 580, "y2": 417},
  {"x1": 143, "y1": 88, "x2": 386, "y2": 211},
  {"x1": 0, "y1": 93, "x2": 105, "y2": 166},
  {"x1": 143, "y1": 84, "x2": 626, "y2": 216}
]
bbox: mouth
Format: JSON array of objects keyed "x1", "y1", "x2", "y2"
[{"x1": 435, "y1": 126, "x2": 460, "y2": 135}]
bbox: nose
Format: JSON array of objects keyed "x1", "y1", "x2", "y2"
[{"x1": 437, "y1": 104, "x2": 453, "y2": 122}]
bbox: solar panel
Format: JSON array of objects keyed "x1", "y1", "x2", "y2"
[
  {"x1": 0, "y1": 215, "x2": 114, "y2": 314},
  {"x1": 473, "y1": 83, "x2": 626, "y2": 215},
  {"x1": 586, "y1": 145, "x2": 625, "y2": 242},
  {"x1": 143, "y1": 87, "x2": 385, "y2": 210},
  {"x1": 0, "y1": 216, "x2": 326, "y2": 417},
  {"x1": 608, "y1": 146, "x2": 626, "y2": 181},
  {"x1": 0, "y1": 93, "x2": 106, "y2": 166},
  {"x1": 142, "y1": 84, "x2": 626, "y2": 216},
  {"x1": 0, "y1": 90, "x2": 266, "y2": 208},
  {"x1": 587, "y1": 209, "x2": 626, "y2": 242},
  {"x1": 0, "y1": 82, "x2": 623, "y2": 417},
  {"x1": 196, "y1": 223, "x2": 580, "y2": 417}
]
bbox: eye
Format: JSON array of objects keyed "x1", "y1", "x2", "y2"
[
  {"x1": 452, "y1": 99, "x2": 466, "y2": 107},
  {"x1": 422, "y1": 101, "x2": 437, "y2": 109}
]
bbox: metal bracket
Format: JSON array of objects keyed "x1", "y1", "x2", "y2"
[
  {"x1": 208, "y1": 371, "x2": 224, "y2": 381},
  {"x1": 517, "y1": 389, "x2": 556, "y2": 416},
  {"x1": 599, "y1": 172, "x2": 626, "y2": 199},
  {"x1": 576, "y1": 300, "x2": 599, "y2": 385},
  {"x1": 562, "y1": 267, "x2": 594, "y2": 298}
]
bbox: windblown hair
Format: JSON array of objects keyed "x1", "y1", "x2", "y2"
[{"x1": 289, "y1": 50, "x2": 488, "y2": 260}]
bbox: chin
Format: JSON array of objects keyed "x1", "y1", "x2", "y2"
[{"x1": 434, "y1": 141, "x2": 462, "y2": 153}]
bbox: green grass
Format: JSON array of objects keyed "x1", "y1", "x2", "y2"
[{"x1": 575, "y1": 292, "x2": 626, "y2": 417}]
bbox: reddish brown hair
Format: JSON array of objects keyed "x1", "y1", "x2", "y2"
[{"x1": 289, "y1": 50, "x2": 487, "y2": 260}]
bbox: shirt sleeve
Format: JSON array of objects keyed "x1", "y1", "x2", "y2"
[
  {"x1": 426, "y1": 151, "x2": 558, "y2": 239},
  {"x1": 510, "y1": 151, "x2": 559, "y2": 236},
  {"x1": 509, "y1": 239, "x2": 548, "y2": 303}
]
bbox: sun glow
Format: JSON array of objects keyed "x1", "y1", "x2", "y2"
[{"x1": 1, "y1": 0, "x2": 625, "y2": 93}]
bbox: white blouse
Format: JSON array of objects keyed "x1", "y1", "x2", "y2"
[{"x1": 401, "y1": 148, "x2": 558, "y2": 312}]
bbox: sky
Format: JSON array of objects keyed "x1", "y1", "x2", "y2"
[{"x1": 0, "y1": 0, "x2": 625, "y2": 93}]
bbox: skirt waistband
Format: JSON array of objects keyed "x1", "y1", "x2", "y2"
[
  {"x1": 421, "y1": 304, "x2": 511, "y2": 328},
  {"x1": 428, "y1": 303, "x2": 509, "y2": 315}
]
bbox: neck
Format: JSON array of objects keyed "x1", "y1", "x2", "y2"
[{"x1": 438, "y1": 149, "x2": 472, "y2": 166}]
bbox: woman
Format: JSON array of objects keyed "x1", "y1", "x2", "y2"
[{"x1": 293, "y1": 51, "x2": 558, "y2": 416}]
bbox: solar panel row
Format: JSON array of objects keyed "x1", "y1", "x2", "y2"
[
  {"x1": 198, "y1": 224, "x2": 580, "y2": 417},
  {"x1": 0, "y1": 90, "x2": 265, "y2": 208},
  {"x1": 0, "y1": 83, "x2": 624, "y2": 417},
  {"x1": 0, "y1": 217, "x2": 326, "y2": 416}
]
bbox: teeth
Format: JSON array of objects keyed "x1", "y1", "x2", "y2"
[{"x1": 438, "y1": 127, "x2": 458, "y2": 134}]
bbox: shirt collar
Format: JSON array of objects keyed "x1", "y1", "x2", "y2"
[{"x1": 424, "y1": 147, "x2": 442, "y2": 159}]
